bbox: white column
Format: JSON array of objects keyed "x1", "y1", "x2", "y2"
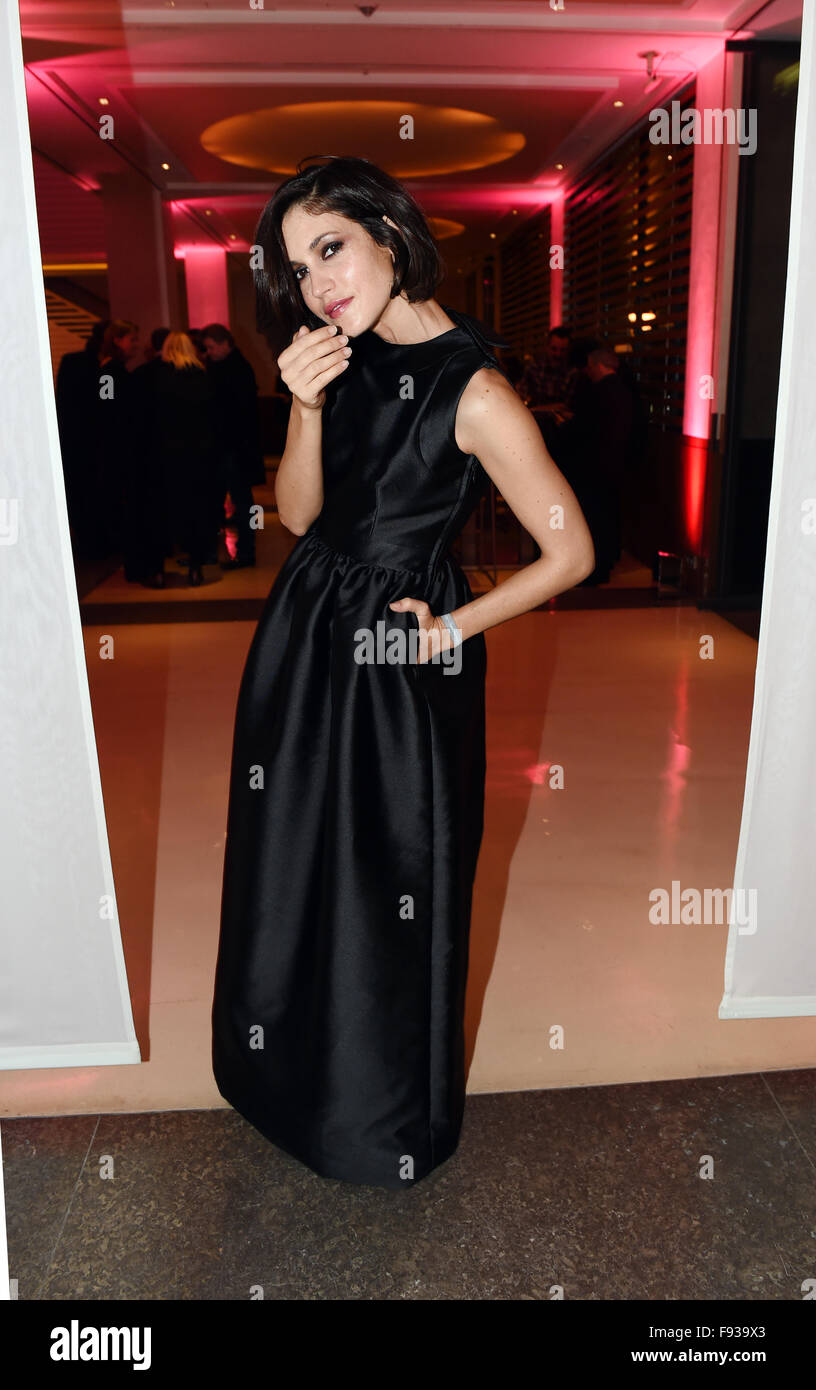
[
  {"x1": 183, "y1": 246, "x2": 230, "y2": 329},
  {"x1": 0, "y1": 0, "x2": 139, "y2": 1063},
  {"x1": 99, "y1": 171, "x2": 180, "y2": 339},
  {"x1": 721, "y1": 3, "x2": 816, "y2": 1017}
]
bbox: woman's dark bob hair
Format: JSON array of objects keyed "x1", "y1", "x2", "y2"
[{"x1": 253, "y1": 155, "x2": 445, "y2": 346}]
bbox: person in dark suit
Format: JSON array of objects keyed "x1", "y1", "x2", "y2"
[
  {"x1": 129, "y1": 328, "x2": 171, "y2": 585},
  {"x1": 547, "y1": 345, "x2": 635, "y2": 584},
  {"x1": 55, "y1": 319, "x2": 110, "y2": 558},
  {"x1": 517, "y1": 325, "x2": 577, "y2": 407},
  {"x1": 148, "y1": 332, "x2": 221, "y2": 586},
  {"x1": 201, "y1": 323, "x2": 266, "y2": 569},
  {"x1": 573, "y1": 347, "x2": 635, "y2": 584},
  {"x1": 93, "y1": 319, "x2": 142, "y2": 570}
]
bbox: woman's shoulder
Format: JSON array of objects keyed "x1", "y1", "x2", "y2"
[{"x1": 439, "y1": 306, "x2": 507, "y2": 363}]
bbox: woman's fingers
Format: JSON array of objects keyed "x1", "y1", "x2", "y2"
[
  {"x1": 280, "y1": 323, "x2": 346, "y2": 372},
  {"x1": 389, "y1": 597, "x2": 430, "y2": 619},
  {"x1": 278, "y1": 324, "x2": 352, "y2": 403},
  {"x1": 302, "y1": 355, "x2": 351, "y2": 398}
]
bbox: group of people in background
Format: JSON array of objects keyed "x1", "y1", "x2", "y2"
[
  {"x1": 56, "y1": 319, "x2": 265, "y2": 587},
  {"x1": 57, "y1": 311, "x2": 643, "y2": 590},
  {"x1": 499, "y1": 325, "x2": 647, "y2": 585}
]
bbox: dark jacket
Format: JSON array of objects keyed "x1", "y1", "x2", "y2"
[
  {"x1": 56, "y1": 343, "x2": 101, "y2": 468},
  {"x1": 205, "y1": 347, "x2": 265, "y2": 486},
  {"x1": 588, "y1": 372, "x2": 635, "y2": 486},
  {"x1": 555, "y1": 369, "x2": 635, "y2": 490},
  {"x1": 147, "y1": 360, "x2": 218, "y2": 466}
]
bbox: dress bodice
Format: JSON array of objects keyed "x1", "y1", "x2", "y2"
[{"x1": 311, "y1": 307, "x2": 504, "y2": 576}]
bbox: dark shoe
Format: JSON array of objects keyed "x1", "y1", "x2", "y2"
[{"x1": 189, "y1": 566, "x2": 204, "y2": 587}]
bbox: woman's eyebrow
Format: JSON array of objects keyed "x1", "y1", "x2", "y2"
[{"x1": 290, "y1": 230, "x2": 341, "y2": 265}]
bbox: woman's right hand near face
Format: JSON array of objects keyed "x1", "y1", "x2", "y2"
[{"x1": 277, "y1": 323, "x2": 352, "y2": 411}]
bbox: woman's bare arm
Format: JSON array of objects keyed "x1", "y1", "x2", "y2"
[
  {"x1": 390, "y1": 366, "x2": 595, "y2": 650},
  {"x1": 275, "y1": 323, "x2": 352, "y2": 535}
]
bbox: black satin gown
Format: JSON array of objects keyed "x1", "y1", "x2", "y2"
[{"x1": 212, "y1": 307, "x2": 505, "y2": 1189}]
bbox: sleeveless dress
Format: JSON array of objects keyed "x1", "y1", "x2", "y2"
[{"x1": 212, "y1": 306, "x2": 505, "y2": 1189}]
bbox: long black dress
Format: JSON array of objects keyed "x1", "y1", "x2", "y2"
[{"x1": 212, "y1": 307, "x2": 505, "y2": 1189}]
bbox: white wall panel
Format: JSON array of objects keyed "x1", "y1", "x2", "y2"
[
  {"x1": 721, "y1": 3, "x2": 816, "y2": 1018},
  {"x1": 0, "y1": 2, "x2": 139, "y2": 1067}
]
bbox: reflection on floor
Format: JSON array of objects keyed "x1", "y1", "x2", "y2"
[{"x1": 3, "y1": 543, "x2": 810, "y2": 1129}]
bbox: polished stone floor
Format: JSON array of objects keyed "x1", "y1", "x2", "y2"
[{"x1": 4, "y1": 1066, "x2": 815, "y2": 1300}]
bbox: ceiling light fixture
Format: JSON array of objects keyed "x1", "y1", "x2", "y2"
[
  {"x1": 638, "y1": 50, "x2": 659, "y2": 80},
  {"x1": 639, "y1": 50, "x2": 664, "y2": 95}
]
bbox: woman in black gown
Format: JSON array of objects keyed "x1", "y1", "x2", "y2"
[{"x1": 212, "y1": 156, "x2": 595, "y2": 1189}]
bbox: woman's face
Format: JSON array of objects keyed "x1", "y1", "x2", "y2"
[
  {"x1": 115, "y1": 330, "x2": 139, "y2": 360},
  {"x1": 281, "y1": 205, "x2": 396, "y2": 338}
]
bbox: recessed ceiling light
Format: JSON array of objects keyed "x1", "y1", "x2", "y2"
[
  {"x1": 555, "y1": 163, "x2": 564, "y2": 170},
  {"x1": 205, "y1": 209, "x2": 213, "y2": 216},
  {"x1": 229, "y1": 233, "x2": 237, "y2": 240},
  {"x1": 161, "y1": 162, "x2": 170, "y2": 171},
  {"x1": 489, "y1": 232, "x2": 496, "y2": 239},
  {"x1": 98, "y1": 97, "x2": 109, "y2": 106},
  {"x1": 614, "y1": 100, "x2": 624, "y2": 108}
]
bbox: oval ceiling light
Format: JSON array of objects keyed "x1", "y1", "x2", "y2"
[
  {"x1": 200, "y1": 101, "x2": 525, "y2": 177},
  {"x1": 426, "y1": 217, "x2": 466, "y2": 241}
]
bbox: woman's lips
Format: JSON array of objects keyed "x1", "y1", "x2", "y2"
[{"x1": 327, "y1": 298, "x2": 352, "y2": 319}]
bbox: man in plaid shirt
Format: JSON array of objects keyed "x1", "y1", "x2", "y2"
[{"x1": 517, "y1": 326, "x2": 577, "y2": 407}]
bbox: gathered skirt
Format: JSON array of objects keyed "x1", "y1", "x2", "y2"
[{"x1": 212, "y1": 527, "x2": 487, "y2": 1189}]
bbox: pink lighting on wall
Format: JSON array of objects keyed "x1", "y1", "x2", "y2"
[
  {"x1": 682, "y1": 48, "x2": 730, "y2": 551},
  {"x1": 549, "y1": 190, "x2": 565, "y2": 327},
  {"x1": 682, "y1": 439, "x2": 708, "y2": 554},
  {"x1": 182, "y1": 247, "x2": 229, "y2": 329}
]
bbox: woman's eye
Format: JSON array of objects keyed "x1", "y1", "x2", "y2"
[{"x1": 295, "y1": 241, "x2": 343, "y2": 282}]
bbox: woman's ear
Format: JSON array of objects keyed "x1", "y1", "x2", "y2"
[{"x1": 382, "y1": 213, "x2": 399, "y2": 257}]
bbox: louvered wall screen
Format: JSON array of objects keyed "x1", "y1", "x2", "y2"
[
  {"x1": 563, "y1": 83, "x2": 695, "y2": 432},
  {"x1": 499, "y1": 206, "x2": 551, "y2": 357}
]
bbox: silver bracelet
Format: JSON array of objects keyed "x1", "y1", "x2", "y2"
[{"x1": 439, "y1": 612, "x2": 462, "y2": 647}]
